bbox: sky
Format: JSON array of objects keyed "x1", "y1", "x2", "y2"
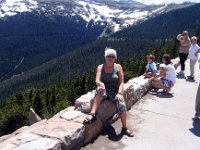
[{"x1": 134, "y1": 0, "x2": 200, "y2": 5}]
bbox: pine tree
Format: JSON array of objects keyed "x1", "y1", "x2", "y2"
[{"x1": 33, "y1": 91, "x2": 43, "y2": 117}]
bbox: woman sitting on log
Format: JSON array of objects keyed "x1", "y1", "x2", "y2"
[{"x1": 84, "y1": 48, "x2": 134, "y2": 137}]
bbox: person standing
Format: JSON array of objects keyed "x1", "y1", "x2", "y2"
[
  {"x1": 193, "y1": 83, "x2": 200, "y2": 120},
  {"x1": 177, "y1": 31, "x2": 191, "y2": 75},
  {"x1": 187, "y1": 36, "x2": 200, "y2": 80}
]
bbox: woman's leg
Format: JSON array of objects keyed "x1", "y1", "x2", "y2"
[
  {"x1": 182, "y1": 53, "x2": 188, "y2": 71},
  {"x1": 120, "y1": 112, "x2": 133, "y2": 137},
  {"x1": 179, "y1": 53, "x2": 185, "y2": 71},
  {"x1": 120, "y1": 112, "x2": 127, "y2": 129},
  {"x1": 152, "y1": 79, "x2": 165, "y2": 89},
  {"x1": 90, "y1": 93, "x2": 102, "y2": 114},
  {"x1": 190, "y1": 59, "x2": 197, "y2": 77}
]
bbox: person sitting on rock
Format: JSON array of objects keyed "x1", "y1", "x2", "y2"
[
  {"x1": 84, "y1": 48, "x2": 134, "y2": 137},
  {"x1": 143, "y1": 55, "x2": 159, "y2": 78},
  {"x1": 151, "y1": 54, "x2": 176, "y2": 95}
]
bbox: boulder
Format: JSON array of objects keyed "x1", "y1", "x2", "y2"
[
  {"x1": 31, "y1": 118, "x2": 85, "y2": 150},
  {"x1": 15, "y1": 138, "x2": 61, "y2": 150},
  {"x1": 29, "y1": 108, "x2": 42, "y2": 125},
  {"x1": 73, "y1": 114, "x2": 103, "y2": 145},
  {"x1": 97, "y1": 100, "x2": 117, "y2": 123},
  {"x1": 60, "y1": 109, "x2": 84, "y2": 121},
  {"x1": 75, "y1": 91, "x2": 95, "y2": 113}
]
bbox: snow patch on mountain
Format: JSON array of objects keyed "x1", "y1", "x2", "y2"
[
  {"x1": 0, "y1": 0, "x2": 38, "y2": 17},
  {"x1": 0, "y1": 0, "x2": 174, "y2": 32}
]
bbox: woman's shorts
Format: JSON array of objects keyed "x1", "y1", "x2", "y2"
[
  {"x1": 95, "y1": 87, "x2": 127, "y2": 114},
  {"x1": 161, "y1": 78, "x2": 174, "y2": 88}
]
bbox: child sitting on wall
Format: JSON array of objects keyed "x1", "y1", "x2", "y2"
[{"x1": 143, "y1": 55, "x2": 159, "y2": 78}]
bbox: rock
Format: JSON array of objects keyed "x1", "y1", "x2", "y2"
[
  {"x1": 13, "y1": 126, "x2": 29, "y2": 136},
  {"x1": 72, "y1": 114, "x2": 103, "y2": 145},
  {"x1": 0, "y1": 142, "x2": 17, "y2": 150},
  {"x1": 123, "y1": 83, "x2": 135, "y2": 110},
  {"x1": 0, "y1": 134, "x2": 12, "y2": 143},
  {"x1": 16, "y1": 133, "x2": 41, "y2": 143},
  {"x1": 60, "y1": 110, "x2": 83, "y2": 121},
  {"x1": 75, "y1": 91, "x2": 95, "y2": 113},
  {"x1": 80, "y1": 102, "x2": 91, "y2": 113},
  {"x1": 125, "y1": 97, "x2": 135, "y2": 110},
  {"x1": 29, "y1": 108, "x2": 42, "y2": 125},
  {"x1": 0, "y1": 127, "x2": 32, "y2": 149},
  {"x1": 31, "y1": 118, "x2": 85, "y2": 150},
  {"x1": 15, "y1": 138, "x2": 61, "y2": 150},
  {"x1": 133, "y1": 84, "x2": 142, "y2": 101},
  {"x1": 97, "y1": 100, "x2": 117, "y2": 123}
]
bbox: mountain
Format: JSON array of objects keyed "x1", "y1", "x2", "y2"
[
  {"x1": 0, "y1": 0, "x2": 195, "y2": 81},
  {"x1": 0, "y1": 3, "x2": 200, "y2": 105}
]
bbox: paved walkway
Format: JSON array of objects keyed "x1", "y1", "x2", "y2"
[{"x1": 81, "y1": 60, "x2": 200, "y2": 150}]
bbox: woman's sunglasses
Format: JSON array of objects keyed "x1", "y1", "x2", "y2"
[{"x1": 107, "y1": 55, "x2": 115, "y2": 59}]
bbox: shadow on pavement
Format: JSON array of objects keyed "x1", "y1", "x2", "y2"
[
  {"x1": 101, "y1": 125, "x2": 124, "y2": 141},
  {"x1": 156, "y1": 92, "x2": 174, "y2": 98},
  {"x1": 148, "y1": 91, "x2": 174, "y2": 98},
  {"x1": 176, "y1": 74, "x2": 186, "y2": 79},
  {"x1": 185, "y1": 78, "x2": 196, "y2": 83},
  {"x1": 189, "y1": 120, "x2": 200, "y2": 137}
]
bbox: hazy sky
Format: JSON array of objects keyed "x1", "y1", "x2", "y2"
[{"x1": 135, "y1": 0, "x2": 200, "y2": 5}]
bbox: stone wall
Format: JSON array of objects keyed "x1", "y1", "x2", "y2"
[{"x1": 0, "y1": 58, "x2": 179, "y2": 150}]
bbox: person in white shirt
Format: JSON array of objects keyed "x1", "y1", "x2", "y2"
[
  {"x1": 187, "y1": 36, "x2": 200, "y2": 80},
  {"x1": 151, "y1": 54, "x2": 176, "y2": 95}
]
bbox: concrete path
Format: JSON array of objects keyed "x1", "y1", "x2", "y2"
[{"x1": 81, "y1": 60, "x2": 200, "y2": 150}]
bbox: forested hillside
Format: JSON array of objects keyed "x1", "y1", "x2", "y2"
[
  {"x1": 0, "y1": 13, "x2": 105, "y2": 80},
  {"x1": 0, "y1": 3, "x2": 200, "y2": 105}
]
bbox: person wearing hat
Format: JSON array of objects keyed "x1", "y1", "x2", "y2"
[
  {"x1": 84, "y1": 48, "x2": 134, "y2": 137},
  {"x1": 177, "y1": 31, "x2": 191, "y2": 75}
]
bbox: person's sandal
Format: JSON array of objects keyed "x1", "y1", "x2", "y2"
[
  {"x1": 121, "y1": 128, "x2": 134, "y2": 137},
  {"x1": 161, "y1": 89, "x2": 169, "y2": 95},
  {"x1": 83, "y1": 113, "x2": 96, "y2": 124}
]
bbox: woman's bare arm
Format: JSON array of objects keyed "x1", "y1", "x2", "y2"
[
  {"x1": 95, "y1": 65, "x2": 104, "y2": 87},
  {"x1": 177, "y1": 34, "x2": 182, "y2": 41},
  {"x1": 118, "y1": 64, "x2": 124, "y2": 95}
]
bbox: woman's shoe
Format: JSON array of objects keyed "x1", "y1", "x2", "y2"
[
  {"x1": 83, "y1": 113, "x2": 96, "y2": 124},
  {"x1": 121, "y1": 128, "x2": 134, "y2": 137},
  {"x1": 192, "y1": 114, "x2": 200, "y2": 121}
]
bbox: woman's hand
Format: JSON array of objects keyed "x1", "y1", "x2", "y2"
[
  {"x1": 115, "y1": 93, "x2": 124, "y2": 102},
  {"x1": 98, "y1": 84, "x2": 106, "y2": 95}
]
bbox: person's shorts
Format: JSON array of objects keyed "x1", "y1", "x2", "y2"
[
  {"x1": 95, "y1": 87, "x2": 127, "y2": 114},
  {"x1": 161, "y1": 78, "x2": 174, "y2": 88}
]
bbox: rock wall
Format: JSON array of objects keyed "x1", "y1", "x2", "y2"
[{"x1": 0, "y1": 58, "x2": 179, "y2": 150}]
